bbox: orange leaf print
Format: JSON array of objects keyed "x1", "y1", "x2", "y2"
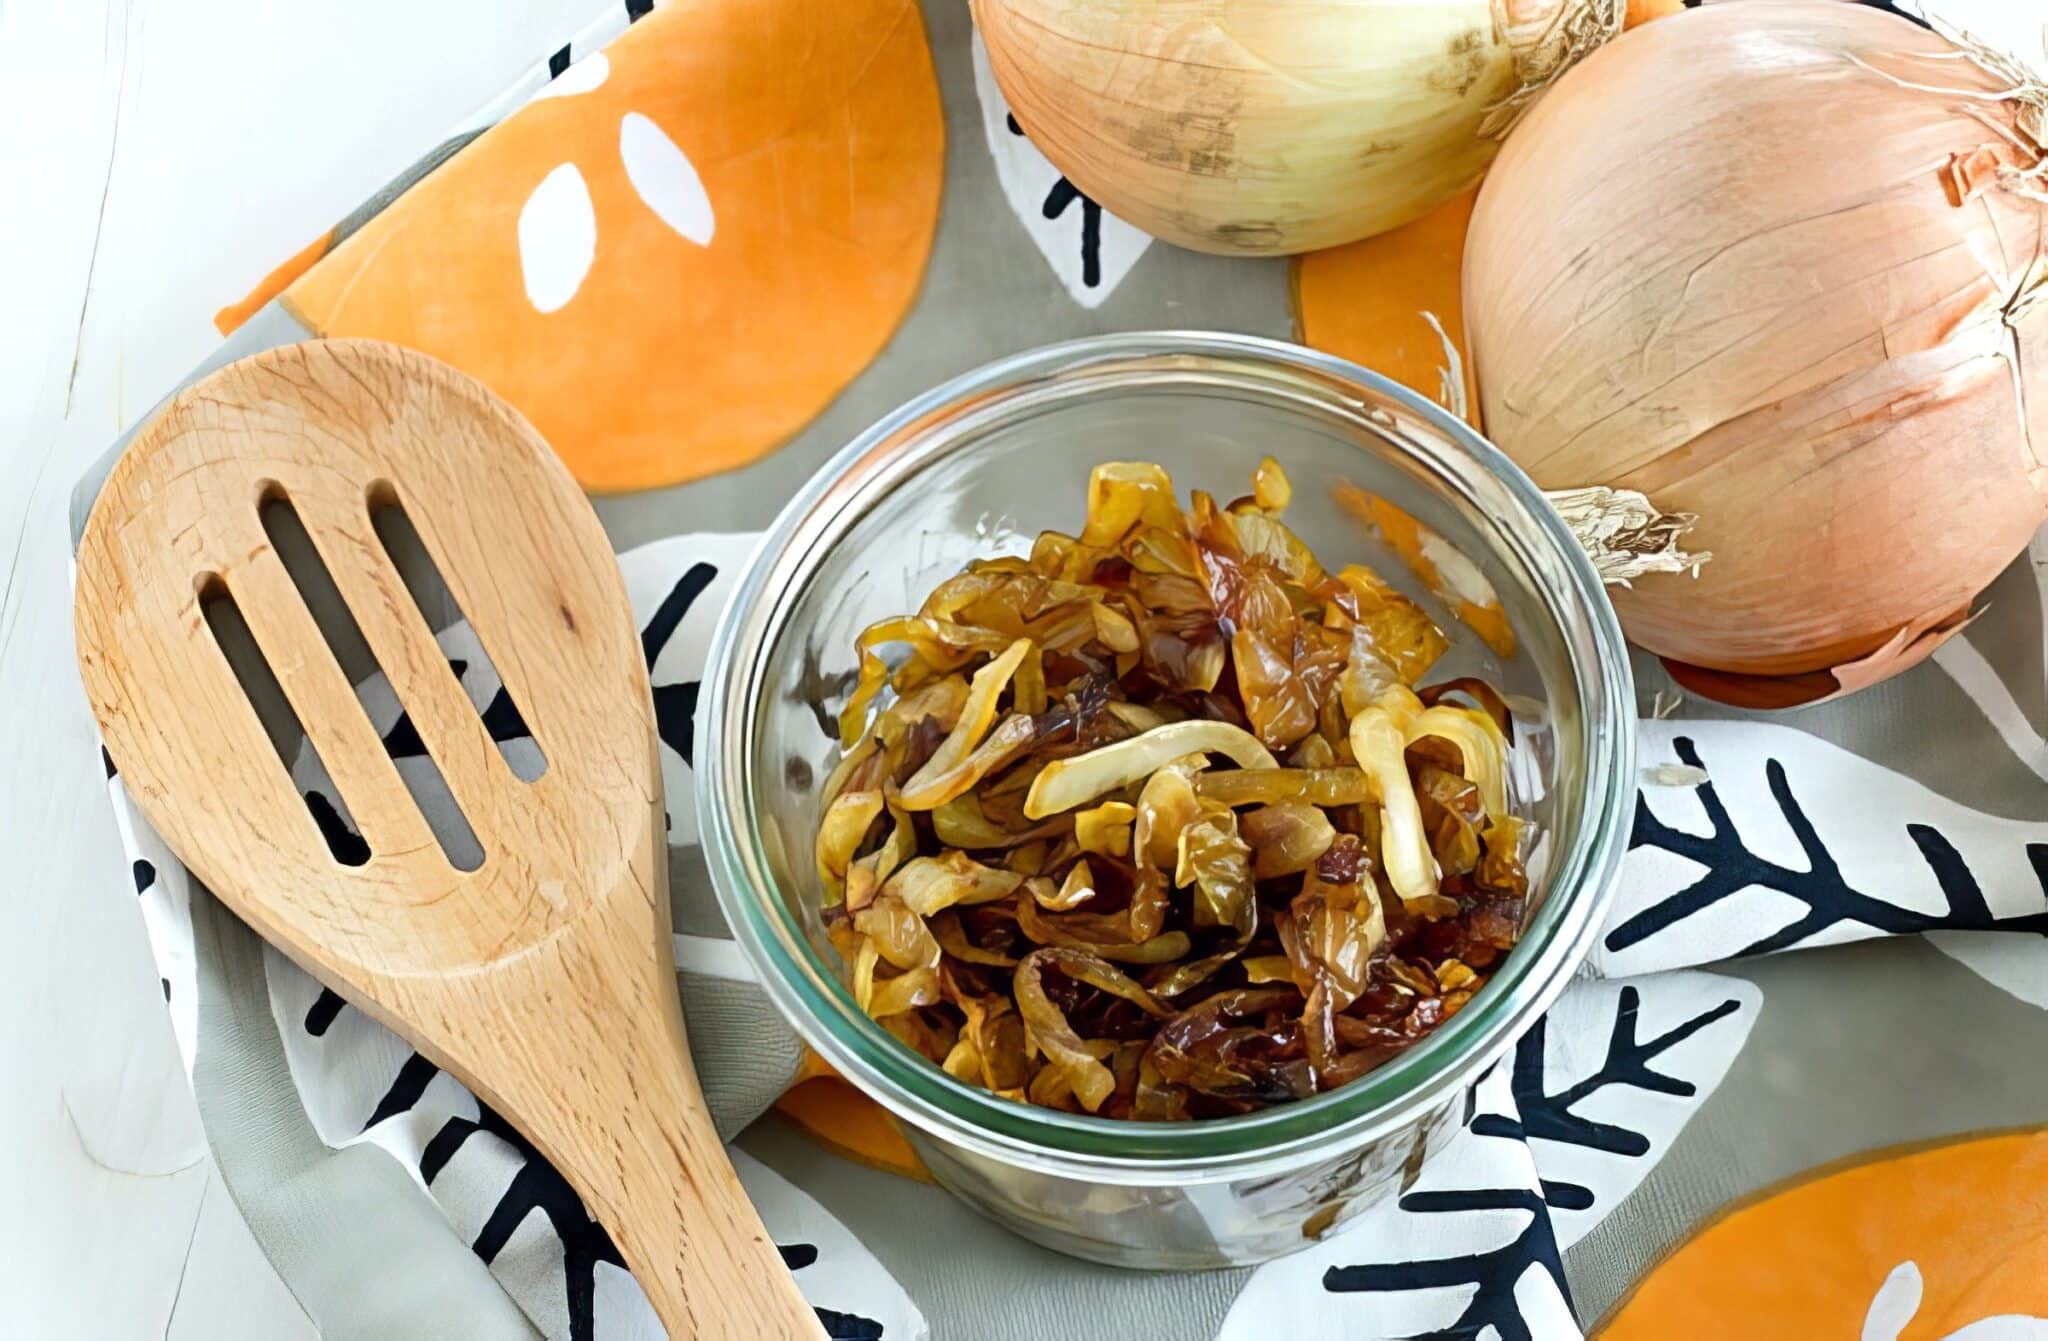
[
  {"x1": 1624, "y1": 0, "x2": 1689, "y2": 27},
  {"x1": 284, "y1": 0, "x2": 944, "y2": 493},
  {"x1": 1600, "y1": 1129, "x2": 2048, "y2": 1338},
  {"x1": 1292, "y1": 187, "x2": 1482, "y2": 426}
]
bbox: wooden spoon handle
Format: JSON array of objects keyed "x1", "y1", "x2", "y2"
[
  {"x1": 580, "y1": 1014, "x2": 823, "y2": 1340},
  {"x1": 472, "y1": 943, "x2": 824, "y2": 1339}
]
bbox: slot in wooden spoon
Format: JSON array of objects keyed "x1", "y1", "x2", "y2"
[{"x1": 75, "y1": 339, "x2": 822, "y2": 1340}]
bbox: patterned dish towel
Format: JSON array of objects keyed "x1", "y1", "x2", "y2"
[{"x1": 72, "y1": 0, "x2": 2048, "y2": 1337}]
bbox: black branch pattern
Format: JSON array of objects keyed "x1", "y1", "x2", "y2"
[
  {"x1": 1320, "y1": 982, "x2": 1749, "y2": 1338},
  {"x1": 281, "y1": 564, "x2": 865, "y2": 1340},
  {"x1": 1006, "y1": 113, "x2": 1103, "y2": 289},
  {"x1": 1323, "y1": 1178, "x2": 1571, "y2": 1341},
  {"x1": 1609, "y1": 737, "x2": 2048, "y2": 960},
  {"x1": 420, "y1": 1103, "x2": 627, "y2": 1341},
  {"x1": 1508, "y1": 984, "x2": 1741, "y2": 1210},
  {"x1": 641, "y1": 561, "x2": 717, "y2": 767},
  {"x1": 345, "y1": 1053, "x2": 887, "y2": 1340}
]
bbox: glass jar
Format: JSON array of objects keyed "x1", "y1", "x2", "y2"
[{"x1": 698, "y1": 333, "x2": 1634, "y2": 1268}]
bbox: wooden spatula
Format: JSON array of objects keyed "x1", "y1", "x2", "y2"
[{"x1": 75, "y1": 339, "x2": 823, "y2": 1340}]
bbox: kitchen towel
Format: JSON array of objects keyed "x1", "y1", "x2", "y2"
[{"x1": 71, "y1": 0, "x2": 2048, "y2": 1336}]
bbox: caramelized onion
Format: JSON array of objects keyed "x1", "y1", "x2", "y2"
[
  {"x1": 819, "y1": 456, "x2": 1525, "y2": 1118},
  {"x1": 1240, "y1": 802, "x2": 1337, "y2": 880},
  {"x1": 1016, "y1": 948, "x2": 1168, "y2": 1112},
  {"x1": 1024, "y1": 720, "x2": 1278, "y2": 819},
  {"x1": 884, "y1": 852, "x2": 1025, "y2": 916}
]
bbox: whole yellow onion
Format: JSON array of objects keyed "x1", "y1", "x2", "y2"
[
  {"x1": 973, "y1": 0, "x2": 1625, "y2": 256},
  {"x1": 1465, "y1": 0, "x2": 2048, "y2": 706}
]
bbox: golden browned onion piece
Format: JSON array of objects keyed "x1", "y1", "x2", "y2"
[{"x1": 818, "y1": 458, "x2": 1528, "y2": 1117}]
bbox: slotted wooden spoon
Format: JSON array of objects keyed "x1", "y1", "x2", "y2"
[{"x1": 75, "y1": 340, "x2": 823, "y2": 1339}]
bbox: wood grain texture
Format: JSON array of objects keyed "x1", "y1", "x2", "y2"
[{"x1": 73, "y1": 339, "x2": 821, "y2": 1339}]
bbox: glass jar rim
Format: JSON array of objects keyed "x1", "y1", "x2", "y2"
[{"x1": 698, "y1": 331, "x2": 1635, "y2": 1179}]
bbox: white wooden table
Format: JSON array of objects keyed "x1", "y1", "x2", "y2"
[
  {"x1": 3, "y1": 1, "x2": 2039, "y2": 1335},
  {"x1": 0, "y1": 3, "x2": 601, "y2": 1332}
]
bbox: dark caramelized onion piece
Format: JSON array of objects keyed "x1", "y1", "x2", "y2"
[{"x1": 819, "y1": 457, "x2": 1527, "y2": 1117}]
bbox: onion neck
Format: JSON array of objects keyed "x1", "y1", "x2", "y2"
[{"x1": 1483, "y1": 0, "x2": 1625, "y2": 138}]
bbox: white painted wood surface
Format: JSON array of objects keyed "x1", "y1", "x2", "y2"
[
  {"x1": 1, "y1": 0, "x2": 2039, "y2": 1336},
  {"x1": 0, "y1": 2, "x2": 605, "y2": 1334}
]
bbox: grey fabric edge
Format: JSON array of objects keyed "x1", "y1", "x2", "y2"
[
  {"x1": 678, "y1": 973, "x2": 809, "y2": 1144},
  {"x1": 739, "y1": 1114, "x2": 1246, "y2": 1341},
  {"x1": 68, "y1": 301, "x2": 313, "y2": 548},
  {"x1": 190, "y1": 884, "x2": 538, "y2": 1340},
  {"x1": 334, "y1": 130, "x2": 486, "y2": 245}
]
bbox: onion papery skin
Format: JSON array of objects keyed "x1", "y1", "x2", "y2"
[
  {"x1": 1465, "y1": 0, "x2": 2048, "y2": 703},
  {"x1": 974, "y1": 0, "x2": 1621, "y2": 257}
]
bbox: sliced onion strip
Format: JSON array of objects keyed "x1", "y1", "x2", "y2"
[{"x1": 1024, "y1": 720, "x2": 1277, "y2": 819}]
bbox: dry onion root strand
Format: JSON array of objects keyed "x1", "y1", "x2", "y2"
[
  {"x1": 1843, "y1": 17, "x2": 2048, "y2": 170},
  {"x1": 1479, "y1": 0, "x2": 1626, "y2": 139},
  {"x1": 1542, "y1": 486, "x2": 1709, "y2": 587}
]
